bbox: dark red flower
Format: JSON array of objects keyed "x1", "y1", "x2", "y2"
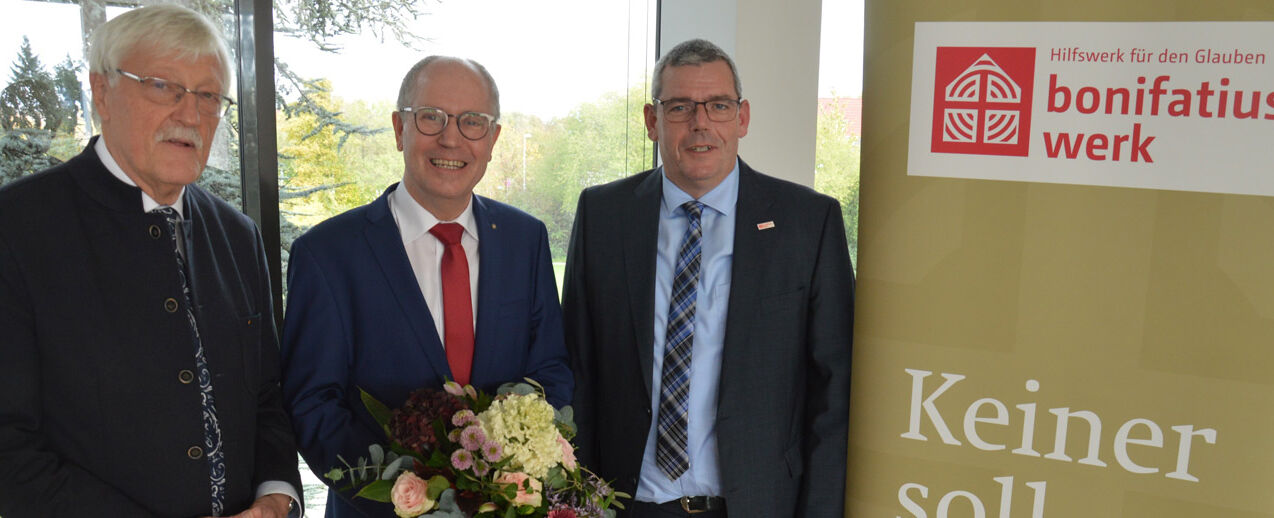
[{"x1": 388, "y1": 388, "x2": 469, "y2": 455}]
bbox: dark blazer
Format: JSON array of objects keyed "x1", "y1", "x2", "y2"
[
  {"x1": 0, "y1": 139, "x2": 302, "y2": 517},
  {"x1": 281, "y1": 183, "x2": 572, "y2": 517},
  {"x1": 563, "y1": 159, "x2": 853, "y2": 518}
]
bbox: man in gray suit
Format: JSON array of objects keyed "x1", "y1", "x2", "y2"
[{"x1": 563, "y1": 39, "x2": 854, "y2": 518}]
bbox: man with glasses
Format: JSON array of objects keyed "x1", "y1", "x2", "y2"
[
  {"x1": 563, "y1": 39, "x2": 853, "y2": 517},
  {"x1": 280, "y1": 56, "x2": 572, "y2": 517},
  {"x1": 0, "y1": 5, "x2": 302, "y2": 517}
]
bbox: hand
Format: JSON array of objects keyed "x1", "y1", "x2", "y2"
[{"x1": 206, "y1": 493, "x2": 294, "y2": 518}]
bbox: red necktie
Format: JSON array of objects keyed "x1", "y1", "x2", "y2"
[{"x1": 429, "y1": 223, "x2": 474, "y2": 386}]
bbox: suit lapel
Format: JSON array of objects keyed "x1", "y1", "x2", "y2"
[
  {"x1": 625, "y1": 171, "x2": 663, "y2": 398},
  {"x1": 720, "y1": 163, "x2": 777, "y2": 408},
  {"x1": 470, "y1": 196, "x2": 500, "y2": 385},
  {"x1": 363, "y1": 185, "x2": 452, "y2": 382}
]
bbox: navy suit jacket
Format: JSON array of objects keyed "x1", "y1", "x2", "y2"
[
  {"x1": 281, "y1": 183, "x2": 572, "y2": 517},
  {"x1": 563, "y1": 160, "x2": 853, "y2": 518},
  {"x1": 0, "y1": 140, "x2": 301, "y2": 517}
]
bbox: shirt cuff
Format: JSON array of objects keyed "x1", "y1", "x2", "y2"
[{"x1": 256, "y1": 480, "x2": 303, "y2": 517}]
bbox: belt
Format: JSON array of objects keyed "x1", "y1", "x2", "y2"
[{"x1": 661, "y1": 496, "x2": 726, "y2": 514}]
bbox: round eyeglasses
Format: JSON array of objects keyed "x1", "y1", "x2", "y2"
[
  {"x1": 399, "y1": 106, "x2": 496, "y2": 140},
  {"x1": 115, "y1": 69, "x2": 234, "y2": 118},
  {"x1": 654, "y1": 98, "x2": 743, "y2": 123}
]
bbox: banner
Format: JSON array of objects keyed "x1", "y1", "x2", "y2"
[
  {"x1": 851, "y1": 4, "x2": 1274, "y2": 518},
  {"x1": 908, "y1": 22, "x2": 1274, "y2": 196}
]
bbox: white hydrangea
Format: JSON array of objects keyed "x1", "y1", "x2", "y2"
[{"x1": 477, "y1": 393, "x2": 563, "y2": 478}]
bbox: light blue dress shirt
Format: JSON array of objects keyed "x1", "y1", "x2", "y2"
[{"x1": 635, "y1": 161, "x2": 740, "y2": 502}]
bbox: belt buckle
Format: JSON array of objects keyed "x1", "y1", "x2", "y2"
[
  {"x1": 680, "y1": 496, "x2": 706, "y2": 514},
  {"x1": 677, "y1": 496, "x2": 708, "y2": 514}
]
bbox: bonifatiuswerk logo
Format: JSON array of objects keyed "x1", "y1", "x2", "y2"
[{"x1": 931, "y1": 47, "x2": 1036, "y2": 157}]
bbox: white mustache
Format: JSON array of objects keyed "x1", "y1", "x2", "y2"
[{"x1": 154, "y1": 126, "x2": 204, "y2": 151}]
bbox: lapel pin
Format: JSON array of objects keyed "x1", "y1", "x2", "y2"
[{"x1": 757, "y1": 221, "x2": 775, "y2": 230}]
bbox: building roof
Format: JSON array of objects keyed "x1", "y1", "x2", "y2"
[{"x1": 818, "y1": 97, "x2": 861, "y2": 136}]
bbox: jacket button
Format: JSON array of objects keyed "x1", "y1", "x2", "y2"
[
  {"x1": 187, "y1": 446, "x2": 203, "y2": 459},
  {"x1": 148, "y1": 225, "x2": 162, "y2": 239},
  {"x1": 178, "y1": 370, "x2": 195, "y2": 384},
  {"x1": 164, "y1": 298, "x2": 179, "y2": 313}
]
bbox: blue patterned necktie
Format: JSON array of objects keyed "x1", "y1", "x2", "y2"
[
  {"x1": 155, "y1": 207, "x2": 227, "y2": 515},
  {"x1": 656, "y1": 200, "x2": 704, "y2": 480}
]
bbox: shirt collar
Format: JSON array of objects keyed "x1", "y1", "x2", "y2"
[
  {"x1": 389, "y1": 183, "x2": 479, "y2": 243},
  {"x1": 94, "y1": 136, "x2": 186, "y2": 217},
  {"x1": 659, "y1": 158, "x2": 740, "y2": 218}
]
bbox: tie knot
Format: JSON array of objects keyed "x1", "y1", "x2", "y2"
[
  {"x1": 681, "y1": 200, "x2": 704, "y2": 220},
  {"x1": 429, "y1": 222, "x2": 465, "y2": 245}
]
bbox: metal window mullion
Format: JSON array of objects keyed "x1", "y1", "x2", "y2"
[{"x1": 235, "y1": 0, "x2": 284, "y2": 326}]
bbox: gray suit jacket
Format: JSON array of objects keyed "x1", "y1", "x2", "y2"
[{"x1": 563, "y1": 159, "x2": 853, "y2": 517}]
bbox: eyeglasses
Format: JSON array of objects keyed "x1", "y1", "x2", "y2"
[
  {"x1": 654, "y1": 98, "x2": 743, "y2": 123},
  {"x1": 399, "y1": 106, "x2": 496, "y2": 140},
  {"x1": 115, "y1": 69, "x2": 234, "y2": 118}
]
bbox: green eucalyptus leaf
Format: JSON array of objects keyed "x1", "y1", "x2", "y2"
[
  {"x1": 369, "y1": 443, "x2": 385, "y2": 466},
  {"x1": 555, "y1": 405, "x2": 574, "y2": 425},
  {"x1": 497, "y1": 382, "x2": 535, "y2": 397},
  {"x1": 426, "y1": 488, "x2": 467, "y2": 518},
  {"x1": 324, "y1": 467, "x2": 344, "y2": 482},
  {"x1": 381, "y1": 455, "x2": 409, "y2": 480}
]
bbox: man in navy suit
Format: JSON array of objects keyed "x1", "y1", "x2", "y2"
[
  {"x1": 280, "y1": 55, "x2": 573, "y2": 517},
  {"x1": 563, "y1": 39, "x2": 853, "y2": 517}
]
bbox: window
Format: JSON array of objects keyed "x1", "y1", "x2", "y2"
[
  {"x1": 0, "y1": 0, "x2": 242, "y2": 207},
  {"x1": 815, "y1": 0, "x2": 864, "y2": 266},
  {"x1": 273, "y1": 0, "x2": 657, "y2": 296}
]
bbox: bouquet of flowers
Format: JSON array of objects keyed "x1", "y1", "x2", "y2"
[{"x1": 326, "y1": 379, "x2": 628, "y2": 518}]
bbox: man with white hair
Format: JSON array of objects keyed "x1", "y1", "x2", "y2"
[{"x1": 0, "y1": 5, "x2": 302, "y2": 517}]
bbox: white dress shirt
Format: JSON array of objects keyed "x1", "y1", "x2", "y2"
[
  {"x1": 96, "y1": 137, "x2": 186, "y2": 215},
  {"x1": 388, "y1": 183, "x2": 480, "y2": 345}
]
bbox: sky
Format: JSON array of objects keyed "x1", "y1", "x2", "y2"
[{"x1": 0, "y1": 0, "x2": 864, "y2": 120}]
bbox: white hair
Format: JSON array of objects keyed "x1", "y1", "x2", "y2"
[{"x1": 89, "y1": 4, "x2": 233, "y2": 123}]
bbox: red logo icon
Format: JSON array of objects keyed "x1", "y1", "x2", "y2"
[{"x1": 931, "y1": 47, "x2": 1036, "y2": 157}]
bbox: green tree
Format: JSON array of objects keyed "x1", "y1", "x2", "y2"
[
  {"x1": 814, "y1": 98, "x2": 861, "y2": 264},
  {"x1": 1, "y1": 37, "x2": 63, "y2": 132},
  {"x1": 507, "y1": 85, "x2": 653, "y2": 257},
  {"x1": 0, "y1": 38, "x2": 83, "y2": 185}
]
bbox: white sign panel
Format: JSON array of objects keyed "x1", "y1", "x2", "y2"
[{"x1": 908, "y1": 22, "x2": 1274, "y2": 196}]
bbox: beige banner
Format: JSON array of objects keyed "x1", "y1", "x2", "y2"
[{"x1": 850, "y1": 2, "x2": 1274, "y2": 517}]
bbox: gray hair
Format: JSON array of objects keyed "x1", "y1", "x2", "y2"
[
  {"x1": 89, "y1": 5, "x2": 233, "y2": 94},
  {"x1": 652, "y1": 38, "x2": 742, "y2": 100},
  {"x1": 397, "y1": 55, "x2": 501, "y2": 120}
]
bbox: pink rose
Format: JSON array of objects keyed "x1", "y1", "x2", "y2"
[
  {"x1": 557, "y1": 436, "x2": 577, "y2": 471},
  {"x1": 496, "y1": 471, "x2": 543, "y2": 507},
  {"x1": 390, "y1": 472, "x2": 436, "y2": 517}
]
